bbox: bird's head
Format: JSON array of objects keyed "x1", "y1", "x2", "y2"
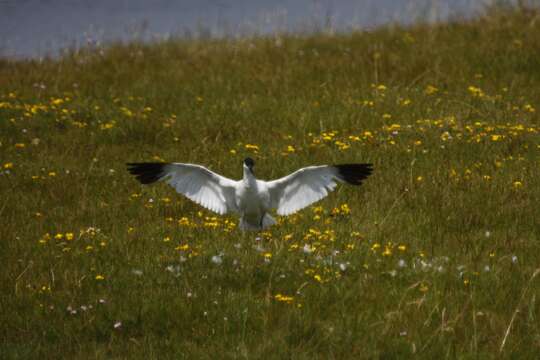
[{"x1": 243, "y1": 157, "x2": 255, "y2": 174}]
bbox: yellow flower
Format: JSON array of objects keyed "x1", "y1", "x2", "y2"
[
  {"x1": 244, "y1": 144, "x2": 259, "y2": 151},
  {"x1": 312, "y1": 206, "x2": 323, "y2": 214},
  {"x1": 54, "y1": 233, "x2": 64, "y2": 240},
  {"x1": 400, "y1": 98, "x2": 412, "y2": 106},
  {"x1": 523, "y1": 104, "x2": 535, "y2": 113},
  {"x1": 313, "y1": 274, "x2": 322, "y2": 282},
  {"x1": 51, "y1": 98, "x2": 64, "y2": 106},
  {"x1": 14, "y1": 143, "x2": 25, "y2": 148},
  {"x1": 100, "y1": 121, "x2": 115, "y2": 130},
  {"x1": 424, "y1": 85, "x2": 438, "y2": 95},
  {"x1": 416, "y1": 176, "x2": 424, "y2": 182},
  {"x1": 163, "y1": 236, "x2": 171, "y2": 242},
  {"x1": 48, "y1": 172, "x2": 56, "y2": 177},
  {"x1": 263, "y1": 252, "x2": 272, "y2": 259},
  {"x1": 95, "y1": 275, "x2": 105, "y2": 281},
  {"x1": 419, "y1": 283, "x2": 429, "y2": 292},
  {"x1": 398, "y1": 245, "x2": 407, "y2": 252},
  {"x1": 440, "y1": 131, "x2": 452, "y2": 141},
  {"x1": 65, "y1": 233, "x2": 74, "y2": 241},
  {"x1": 513, "y1": 181, "x2": 523, "y2": 188},
  {"x1": 274, "y1": 294, "x2": 294, "y2": 303},
  {"x1": 468, "y1": 86, "x2": 484, "y2": 97},
  {"x1": 491, "y1": 134, "x2": 503, "y2": 141}
]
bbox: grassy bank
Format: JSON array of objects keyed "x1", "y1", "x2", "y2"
[{"x1": 1, "y1": 7, "x2": 539, "y2": 358}]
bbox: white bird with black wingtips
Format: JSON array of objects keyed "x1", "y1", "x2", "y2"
[{"x1": 127, "y1": 158, "x2": 373, "y2": 231}]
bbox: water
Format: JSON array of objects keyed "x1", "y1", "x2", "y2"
[{"x1": 0, "y1": 0, "x2": 505, "y2": 59}]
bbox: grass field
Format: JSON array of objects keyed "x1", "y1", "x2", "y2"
[{"x1": 1, "y1": 6, "x2": 539, "y2": 359}]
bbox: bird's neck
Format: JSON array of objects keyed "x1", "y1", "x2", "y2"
[{"x1": 243, "y1": 168, "x2": 257, "y2": 188}]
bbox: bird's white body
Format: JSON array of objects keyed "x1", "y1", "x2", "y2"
[
  {"x1": 235, "y1": 168, "x2": 275, "y2": 230},
  {"x1": 127, "y1": 159, "x2": 372, "y2": 231}
]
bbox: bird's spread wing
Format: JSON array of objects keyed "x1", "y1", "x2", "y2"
[
  {"x1": 266, "y1": 164, "x2": 373, "y2": 216},
  {"x1": 127, "y1": 162, "x2": 239, "y2": 215}
]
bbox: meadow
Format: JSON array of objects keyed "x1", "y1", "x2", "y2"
[{"x1": 1, "y1": 6, "x2": 539, "y2": 359}]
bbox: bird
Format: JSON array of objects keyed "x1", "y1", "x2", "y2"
[{"x1": 127, "y1": 158, "x2": 373, "y2": 231}]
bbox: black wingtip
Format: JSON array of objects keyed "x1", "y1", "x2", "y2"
[
  {"x1": 334, "y1": 163, "x2": 373, "y2": 185},
  {"x1": 127, "y1": 162, "x2": 168, "y2": 184}
]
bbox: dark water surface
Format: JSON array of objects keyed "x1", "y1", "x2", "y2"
[{"x1": 0, "y1": 0, "x2": 500, "y2": 58}]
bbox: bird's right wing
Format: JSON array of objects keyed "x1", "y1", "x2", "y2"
[
  {"x1": 266, "y1": 164, "x2": 373, "y2": 216},
  {"x1": 127, "y1": 162, "x2": 239, "y2": 215}
]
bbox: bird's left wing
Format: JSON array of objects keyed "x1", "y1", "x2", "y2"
[
  {"x1": 127, "y1": 162, "x2": 239, "y2": 215},
  {"x1": 266, "y1": 164, "x2": 373, "y2": 216}
]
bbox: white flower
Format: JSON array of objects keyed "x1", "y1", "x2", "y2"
[
  {"x1": 511, "y1": 255, "x2": 518, "y2": 264},
  {"x1": 398, "y1": 259, "x2": 407, "y2": 268},
  {"x1": 211, "y1": 255, "x2": 223, "y2": 265},
  {"x1": 166, "y1": 265, "x2": 181, "y2": 277},
  {"x1": 420, "y1": 260, "x2": 432, "y2": 272},
  {"x1": 253, "y1": 244, "x2": 265, "y2": 252},
  {"x1": 485, "y1": 231, "x2": 491, "y2": 238},
  {"x1": 131, "y1": 269, "x2": 143, "y2": 276},
  {"x1": 303, "y1": 244, "x2": 313, "y2": 254},
  {"x1": 484, "y1": 265, "x2": 491, "y2": 272},
  {"x1": 339, "y1": 263, "x2": 347, "y2": 271},
  {"x1": 114, "y1": 321, "x2": 122, "y2": 329}
]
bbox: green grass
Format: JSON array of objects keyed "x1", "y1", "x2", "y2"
[{"x1": 1, "y1": 7, "x2": 539, "y2": 359}]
